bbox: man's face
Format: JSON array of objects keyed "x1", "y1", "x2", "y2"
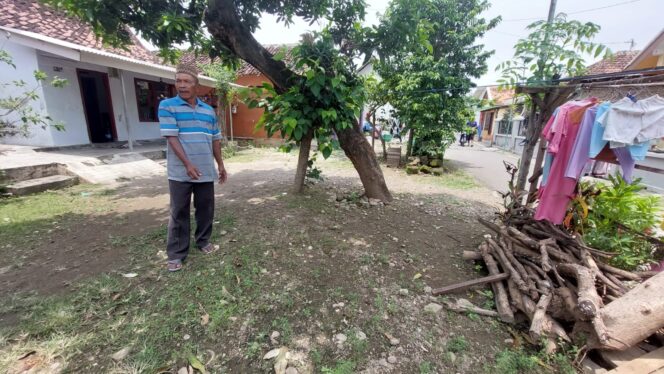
[{"x1": 175, "y1": 73, "x2": 197, "y2": 100}]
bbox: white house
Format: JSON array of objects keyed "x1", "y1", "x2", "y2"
[{"x1": 0, "y1": 0, "x2": 218, "y2": 148}]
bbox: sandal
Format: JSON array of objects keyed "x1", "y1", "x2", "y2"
[
  {"x1": 200, "y1": 243, "x2": 218, "y2": 255},
  {"x1": 167, "y1": 259, "x2": 183, "y2": 272}
]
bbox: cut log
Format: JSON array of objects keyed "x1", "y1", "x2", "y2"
[
  {"x1": 588, "y1": 272, "x2": 664, "y2": 350},
  {"x1": 479, "y1": 243, "x2": 515, "y2": 324},
  {"x1": 539, "y1": 238, "x2": 555, "y2": 272},
  {"x1": 431, "y1": 273, "x2": 510, "y2": 296},
  {"x1": 557, "y1": 264, "x2": 603, "y2": 320}
]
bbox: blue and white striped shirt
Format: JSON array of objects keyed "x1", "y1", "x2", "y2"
[{"x1": 159, "y1": 96, "x2": 222, "y2": 183}]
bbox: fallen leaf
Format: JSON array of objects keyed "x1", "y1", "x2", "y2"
[
  {"x1": 188, "y1": 354, "x2": 208, "y2": 374},
  {"x1": 263, "y1": 348, "x2": 281, "y2": 360},
  {"x1": 122, "y1": 273, "x2": 138, "y2": 278},
  {"x1": 111, "y1": 346, "x2": 131, "y2": 361},
  {"x1": 413, "y1": 273, "x2": 422, "y2": 280},
  {"x1": 201, "y1": 313, "x2": 210, "y2": 326},
  {"x1": 274, "y1": 347, "x2": 289, "y2": 374}
]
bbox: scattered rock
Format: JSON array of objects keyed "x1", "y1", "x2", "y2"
[
  {"x1": 419, "y1": 165, "x2": 432, "y2": 174},
  {"x1": 504, "y1": 338, "x2": 514, "y2": 345},
  {"x1": 220, "y1": 230, "x2": 228, "y2": 236},
  {"x1": 449, "y1": 352, "x2": 457, "y2": 363},
  {"x1": 423, "y1": 286, "x2": 433, "y2": 294},
  {"x1": 424, "y1": 303, "x2": 443, "y2": 314},
  {"x1": 405, "y1": 165, "x2": 419, "y2": 175},
  {"x1": 369, "y1": 198, "x2": 381, "y2": 206},
  {"x1": 110, "y1": 346, "x2": 131, "y2": 361},
  {"x1": 334, "y1": 333, "x2": 347, "y2": 345},
  {"x1": 387, "y1": 355, "x2": 397, "y2": 364},
  {"x1": 285, "y1": 367, "x2": 299, "y2": 374},
  {"x1": 398, "y1": 288, "x2": 409, "y2": 296},
  {"x1": 271, "y1": 331, "x2": 281, "y2": 345},
  {"x1": 390, "y1": 337, "x2": 400, "y2": 346},
  {"x1": 183, "y1": 334, "x2": 191, "y2": 341},
  {"x1": 354, "y1": 330, "x2": 367, "y2": 341},
  {"x1": 431, "y1": 168, "x2": 444, "y2": 176},
  {"x1": 332, "y1": 302, "x2": 345, "y2": 309}
]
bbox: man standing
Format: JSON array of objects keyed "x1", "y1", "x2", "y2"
[{"x1": 159, "y1": 62, "x2": 227, "y2": 272}]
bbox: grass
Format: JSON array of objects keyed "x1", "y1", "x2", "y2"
[
  {"x1": 430, "y1": 168, "x2": 480, "y2": 190},
  {"x1": 0, "y1": 209, "x2": 274, "y2": 373},
  {"x1": 0, "y1": 184, "x2": 115, "y2": 261}
]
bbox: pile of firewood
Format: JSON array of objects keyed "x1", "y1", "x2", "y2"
[{"x1": 458, "y1": 163, "x2": 664, "y2": 360}]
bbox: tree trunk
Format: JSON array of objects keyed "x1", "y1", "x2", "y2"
[
  {"x1": 586, "y1": 271, "x2": 664, "y2": 350},
  {"x1": 205, "y1": 0, "x2": 392, "y2": 201},
  {"x1": 407, "y1": 127, "x2": 415, "y2": 157},
  {"x1": 336, "y1": 125, "x2": 392, "y2": 201},
  {"x1": 516, "y1": 100, "x2": 542, "y2": 193},
  {"x1": 293, "y1": 129, "x2": 314, "y2": 193}
]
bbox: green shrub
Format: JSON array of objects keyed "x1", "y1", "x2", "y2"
[{"x1": 576, "y1": 175, "x2": 660, "y2": 270}]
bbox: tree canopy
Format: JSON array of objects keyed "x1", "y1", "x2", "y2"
[{"x1": 372, "y1": 0, "x2": 499, "y2": 157}]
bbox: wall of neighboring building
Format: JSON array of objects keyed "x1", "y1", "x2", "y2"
[
  {"x1": 226, "y1": 74, "x2": 275, "y2": 140},
  {"x1": 0, "y1": 41, "x2": 54, "y2": 146}
]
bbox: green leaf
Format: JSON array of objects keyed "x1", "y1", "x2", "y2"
[
  {"x1": 188, "y1": 354, "x2": 208, "y2": 374},
  {"x1": 273, "y1": 48, "x2": 286, "y2": 62},
  {"x1": 321, "y1": 145, "x2": 332, "y2": 159}
]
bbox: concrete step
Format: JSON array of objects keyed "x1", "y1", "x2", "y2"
[
  {"x1": 6, "y1": 175, "x2": 79, "y2": 196},
  {"x1": 0, "y1": 163, "x2": 67, "y2": 184}
]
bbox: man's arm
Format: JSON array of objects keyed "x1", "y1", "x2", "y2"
[
  {"x1": 166, "y1": 136, "x2": 202, "y2": 180},
  {"x1": 213, "y1": 139, "x2": 227, "y2": 184}
]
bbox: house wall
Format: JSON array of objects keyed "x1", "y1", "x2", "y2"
[
  {"x1": 0, "y1": 41, "x2": 53, "y2": 146},
  {"x1": 227, "y1": 74, "x2": 275, "y2": 139},
  {"x1": 36, "y1": 54, "x2": 216, "y2": 146}
]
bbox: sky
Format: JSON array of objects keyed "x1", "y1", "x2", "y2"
[{"x1": 251, "y1": 0, "x2": 664, "y2": 86}]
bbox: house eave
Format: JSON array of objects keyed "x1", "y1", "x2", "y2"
[{"x1": 0, "y1": 26, "x2": 244, "y2": 89}]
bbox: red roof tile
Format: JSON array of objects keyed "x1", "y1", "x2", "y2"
[
  {"x1": 0, "y1": 0, "x2": 155, "y2": 62},
  {"x1": 488, "y1": 86, "x2": 515, "y2": 105},
  {"x1": 586, "y1": 50, "x2": 641, "y2": 75}
]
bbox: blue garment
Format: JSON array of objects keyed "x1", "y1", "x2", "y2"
[
  {"x1": 589, "y1": 101, "x2": 650, "y2": 161},
  {"x1": 541, "y1": 153, "x2": 554, "y2": 186},
  {"x1": 159, "y1": 96, "x2": 222, "y2": 183}
]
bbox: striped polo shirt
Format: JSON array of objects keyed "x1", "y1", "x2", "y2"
[{"x1": 159, "y1": 96, "x2": 222, "y2": 183}]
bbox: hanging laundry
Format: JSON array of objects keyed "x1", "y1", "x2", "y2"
[
  {"x1": 600, "y1": 95, "x2": 664, "y2": 145},
  {"x1": 589, "y1": 101, "x2": 650, "y2": 161},
  {"x1": 565, "y1": 103, "x2": 636, "y2": 183},
  {"x1": 535, "y1": 98, "x2": 598, "y2": 224}
]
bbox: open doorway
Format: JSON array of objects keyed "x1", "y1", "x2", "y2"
[{"x1": 77, "y1": 69, "x2": 117, "y2": 143}]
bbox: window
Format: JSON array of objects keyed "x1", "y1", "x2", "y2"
[
  {"x1": 497, "y1": 118, "x2": 512, "y2": 135},
  {"x1": 135, "y1": 78, "x2": 175, "y2": 122},
  {"x1": 517, "y1": 117, "x2": 528, "y2": 137}
]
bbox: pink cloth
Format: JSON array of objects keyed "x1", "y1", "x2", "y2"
[{"x1": 535, "y1": 98, "x2": 598, "y2": 224}]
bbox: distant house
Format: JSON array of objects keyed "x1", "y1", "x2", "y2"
[
  {"x1": 0, "y1": 0, "x2": 221, "y2": 147},
  {"x1": 472, "y1": 86, "x2": 521, "y2": 145},
  {"x1": 585, "y1": 50, "x2": 642, "y2": 75},
  {"x1": 624, "y1": 28, "x2": 664, "y2": 70}
]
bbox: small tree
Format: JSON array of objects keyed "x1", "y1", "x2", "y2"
[
  {"x1": 374, "y1": 0, "x2": 498, "y2": 160},
  {"x1": 496, "y1": 13, "x2": 609, "y2": 192},
  {"x1": 0, "y1": 48, "x2": 67, "y2": 137}
]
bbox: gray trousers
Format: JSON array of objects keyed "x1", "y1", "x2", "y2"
[{"x1": 167, "y1": 180, "x2": 214, "y2": 261}]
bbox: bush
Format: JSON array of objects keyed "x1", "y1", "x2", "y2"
[{"x1": 573, "y1": 175, "x2": 661, "y2": 270}]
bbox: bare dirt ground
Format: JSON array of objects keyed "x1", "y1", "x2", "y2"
[{"x1": 0, "y1": 147, "x2": 520, "y2": 373}]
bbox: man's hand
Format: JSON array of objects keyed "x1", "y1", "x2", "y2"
[
  {"x1": 185, "y1": 163, "x2": 202, "y2": 180},
  {"x1": 218, "y1": 166, "x2": 228, "y2": 184}
]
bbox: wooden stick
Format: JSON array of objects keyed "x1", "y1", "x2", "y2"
[
  {"x1": 488, "y1": 238, "x2": 530, "y2": 295},
  {"x1": 500, "y1": 236, "x2": 539, "y2": 299},
  {"x1": 597, "y1": 262, "x2": 641, "y2": 281},
  {"x1": 431, "y1": 273, "x2": 510, "y2": 296},
  {"x1": 479, "y1": 242, "x2": 515, "y2": 324},
  {"x1": 529, "y1": 292, "x2": 553, "y2": 341},
  {"x1": 462, "y1": 250, "x2": 482, "y2": 261},
  {"x1": 539, "y1": 238, "x2": 555, "y2": 272}
]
